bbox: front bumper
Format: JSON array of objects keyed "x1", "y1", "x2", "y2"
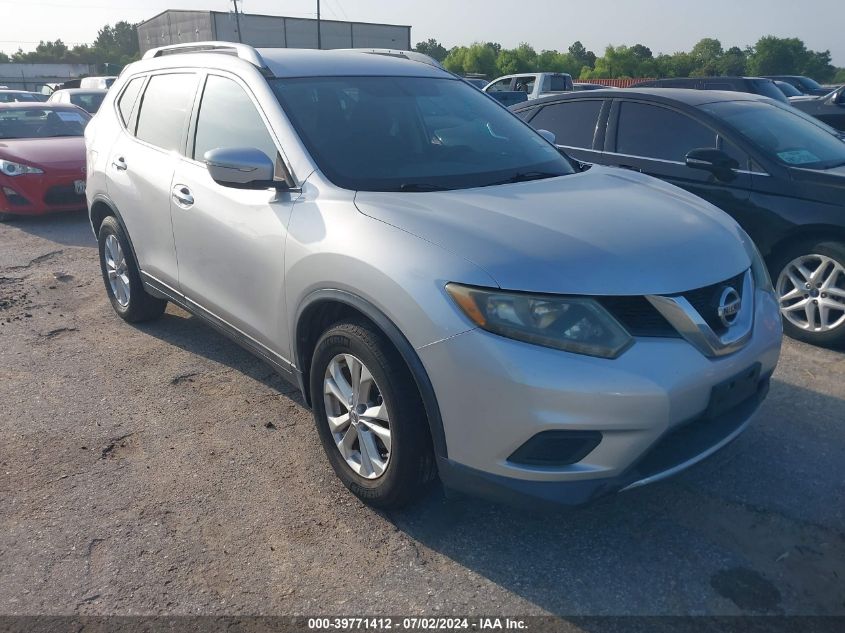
[
  {"x1": 419, "y1": 289, "x2": 782, "y2": 506},
  {"x1": 0, "y1": 172, "x2": 87, "y2": 216}
]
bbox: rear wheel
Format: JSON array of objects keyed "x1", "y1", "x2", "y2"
[
  {"x1": 310, "y1": 321, "x2": 435, "y2": 508},
  {"x1": 772, "y1": 240, "x2": 845, "y2": 348},
  {"x1": 97, "y1": 216, "x2": 167, "y2": 322}
]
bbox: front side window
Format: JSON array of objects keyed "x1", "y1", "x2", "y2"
[
  {"x1": 616, "y1": 101, "x2": 715, "y2": 162},
  {"x1": 117, "y1": 77, "x2": 144, "y2": 126},
  {"x1": 701, "y1": 100, "x2": 845, "y2": 169},
  {"x1": 528, "y1": 100, "x2": 603, "y2": 149},
  {"x1": 0, "y1": 107, "x2": 90, "y2": 139},
  {"x1": 193, "y1": 75, "x2": 277, "y2": 163},
  {"x1": 270, "y1": 76, "x2": 573, "y2": 192},
  {"x1": 135, "y1": 73, "x2": 199, "y2": 152},
  {"x1": 486, "y1": 78, "x2": 512, "y2": 93}
]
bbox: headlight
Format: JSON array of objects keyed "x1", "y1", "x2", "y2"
[
  {"x1": 445, "y1": 283, "x2": 633, "y2": 359},
  {"x1": 738, "y1": 228, "x2": 773, "y2": 293},
  {"x1": 0, "y1": 159, "x2": 44, "y2": 177}
]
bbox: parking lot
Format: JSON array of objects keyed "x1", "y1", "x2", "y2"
[{"x1": 1, "y1": 211, "x2": 844, "y2": 618}]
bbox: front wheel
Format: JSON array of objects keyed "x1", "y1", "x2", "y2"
[
  {"x1": 310, "y1": 321, "x2": 435, "y2": 509},
  {"x1": 772, "y1": 240, "x2": 845, "y2": 348}
]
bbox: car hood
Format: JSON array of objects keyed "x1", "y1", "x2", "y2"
[
  {"x1": 354, "y1": 166, "x2": 750, "y2": 296},
  {"x1": 0, "y1": 136, "x2": 85, "y2": 169}
]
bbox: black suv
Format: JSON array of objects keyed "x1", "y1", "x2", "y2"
[
  {"x1": 513, "y1": 89, "x2": 845, "y2": 347},
  {"x1": 631, "y1": 77, "x2": 789, "y2": 103},
  {"x1": 762, "y1": 75, "x2": 832, "y2": 97}
]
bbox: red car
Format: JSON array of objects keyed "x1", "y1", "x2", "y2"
[{"x1": 0, "y1": 103, "x2": 91, "y2": 221}]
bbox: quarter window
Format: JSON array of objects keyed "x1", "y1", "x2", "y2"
[
  {"x1": 117, "y1": 77, "x2": 144, "y2": 127},
  {"x1": 193, "y1": 75, "x2": 278, "y2": 163},
  {"x1": 616, "y1": 101, "x2": 716, "y2": 162},
  {"x1": 135, "y1": 73, "x2": 199, "y2": 152},
  {"x1": 528, "y1": 100, "x2": 603, "y2": 149}
]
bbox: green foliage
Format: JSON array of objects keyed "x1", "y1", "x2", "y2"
[
  {"x1": 834, "y1": 68, "x2": 845, "y2": 84},
  {"x1": 443, "y1": 42, "x2": 499, "y2": 78},
  {"x1": 746, "y1": 36, "x2": 836, "y2": 82},
  {"x1": 6, "y1": 21, "x2": 139, "y2": 71},
  {"x1": 582, "y1": 44, "x2": 657, "y2": 79},
  {"x1": 414, "y1": 38, "x2": 448, "y2": 62}
]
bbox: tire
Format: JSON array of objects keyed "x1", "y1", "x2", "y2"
[
  {"x1": 97, "y1": 216, "x2": 167, "y2": 323},
  {"x1": 310, "y1": 321, "x2": 436, "y2": 509},
  {"x1": 770, "y1": 239, "x2": 845, "y2": 348}
]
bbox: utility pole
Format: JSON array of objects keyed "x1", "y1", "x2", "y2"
[
  {"x1": 316, "y1": 0, "x2": 321, "y2": 49},
  {"x1": 231, "y1": 0, "x2": 242, "y2": 43}
]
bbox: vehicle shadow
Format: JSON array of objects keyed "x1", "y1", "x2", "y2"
[
  {"x1": 387, "y1": 378, "x2": 845, "y2": 617},
  {"x1": 4, "y1": 210, "x2": 95, "y2": 248},
  {"x1": 133, "y1": 307, "x2": 306, "y2": 406}
]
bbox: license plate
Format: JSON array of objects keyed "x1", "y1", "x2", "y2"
[
  {"x1": 74, "y1": 180, "x2": 86, "y2": 195},
  {"x1": 704, "y1": 363, "x2": 761, "y2": 419}
]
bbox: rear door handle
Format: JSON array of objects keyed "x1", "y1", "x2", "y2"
[
  {"x1": 171, "y1": 185, "x2": 194, "y2": 208},
  {"x1": 112, "y1": 157, "x2": 127, "y2": 171}
]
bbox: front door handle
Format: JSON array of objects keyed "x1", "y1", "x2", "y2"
[
  {"x1": 112, "y1": 157, "x2": 127, "y2": 171},
  {"x1": 171, "y1": 185, "x2": 194, "y2": 208}
]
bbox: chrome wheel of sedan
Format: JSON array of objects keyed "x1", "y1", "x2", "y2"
[
  {"x1": 104, "y1": 234, "x2": 130, "y2": 307},
  {"x1": 777, "y1": 254, "x2": 845, "y2": 332},
  {"x1": 323, "y1": 353, "x2": 392, "y2": 479}
]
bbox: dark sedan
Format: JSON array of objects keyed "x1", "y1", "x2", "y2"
[
  {"x1": 513, "y1": 89, "x2": 845, "y2": 347},
  {"x1": 789, "y1": 85, "x2": 845, "y2": 132},
  {"x1": 763, "y1": 75, "x2": 831, "y2": 97}
]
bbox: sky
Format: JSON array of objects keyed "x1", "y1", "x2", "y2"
[{"x1": 0, "y1": 0, "x2": 843, "y2": 66}]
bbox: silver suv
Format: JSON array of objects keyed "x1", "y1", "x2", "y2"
[{"x1": 85, "y1": 43, "x2": 782, "y2": 508}]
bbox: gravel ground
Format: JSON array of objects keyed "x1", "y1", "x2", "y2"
[{"x1": 1, "y1": 211, "x2": 843, "y2": 618}]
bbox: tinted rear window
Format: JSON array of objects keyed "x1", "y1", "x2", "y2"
[
  {"x1": 528, "y1": 100, "x2": 603, "y2": 149},
  {"x1": 135, "y1": 73, "x2": 198, "y2": 152},
  {"x1": 118, "y1": 77, "x2": 145, "y2": 126},
  {"x1": 616, "y1": 101, "x2": 715, "y2": 161}
]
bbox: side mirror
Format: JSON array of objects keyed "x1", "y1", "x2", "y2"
[
  {"x1": 685, "y1": 148, "x2": 740, "y2": 181},
  {"x1": 537, "y1": 129, "x2": 556, "y2": 145},
  {"x1": 205, "y1": 147, "x2": 281, "y2": 190}
]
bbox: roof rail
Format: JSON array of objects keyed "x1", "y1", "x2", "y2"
[
  {"x1": 338, "y1": 48, "x2": 444, "y2": 70},
  {"x1": 142, "y1": 41, "x2": 272, "y2": 75}
]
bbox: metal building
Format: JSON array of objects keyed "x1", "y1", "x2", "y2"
[{"x1": 136, "y1": 10, "x2": 411, "y2": 55}]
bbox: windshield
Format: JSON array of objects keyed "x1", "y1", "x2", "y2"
[
  {"x1": 701, "y1": 100, "x2": 845, "y2": 169},
  {"x1": 775, "y1": 81, "x2": 802, "y2": 97},
  {"x1": 750, "y1": 79, "x2": 789, "y2": 103},
  {"x1": 0, "y1": 107, "x2": 90, "y2": 139},
  {"x1": 270, "y1": 76, "x2": 573, "y2": 192}
]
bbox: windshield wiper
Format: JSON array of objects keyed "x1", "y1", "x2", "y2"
[
  {"x1": 398, "y1": 183, "x2": 450, "y2": 192},
  {"x1": 488, "y1": 171, "x2": 562, "y2": 186}
]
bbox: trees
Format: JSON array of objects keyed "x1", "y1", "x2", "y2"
[
  {"x1": 834, "y1": 68, "x2": 845, "y2": 84},
  {"x1": 747, "y1": 36, "x2": 836, "y2": 82},
  {"x1": 443, "y1": 43, "x2": 498, "y2": 78},
  {"x1": 414, "y1": 38, "x2": 448, "y2": 62},
  {"x1": 6, "y1": 21, "x2": 139, "y2": 71}
]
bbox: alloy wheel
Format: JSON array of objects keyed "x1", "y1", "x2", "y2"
[
  {"x1": 104, "y1": 234, "x2": 131, "y2": 307},
  {"x1": 323, "y1": 353, "x2": 392, "y2": 479},
  {"x1": 777, "y1": 254, "x2": 845, "y2": 332}
]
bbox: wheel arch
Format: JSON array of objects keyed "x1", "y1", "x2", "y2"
[
  {"x1": 89, "y1": 194, "x2": 144, "y2": 276},
  {"x1": 294, "y1": 289, "x2": 448, "y2": 459},
  {"x1": 765, "y1": 225, "x2": 845, "y2": 268}
]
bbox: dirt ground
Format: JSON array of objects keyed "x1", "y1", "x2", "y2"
[{"x1": 1, "y1": 211, "x2": 844, "y2": 619}]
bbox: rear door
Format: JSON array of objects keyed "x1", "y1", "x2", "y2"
[
  {"x1": 603, "y1": 99, "x2": 753, "y2": 222},
  {"x1": 169, "y1": 72, "x2": 299, "y2": 362},
  {"x1": 106, "y1": 72, "x2": 199, "y2": 287},
  {"x1": 522, "y1": 98, "x2": 608, "y2": 164}
]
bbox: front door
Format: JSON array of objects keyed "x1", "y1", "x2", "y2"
[
  {"x1": 170, "y1": 73, "x2": 299, "y2": 363},
  {"x1": 604, "y1": 99, "x2": 753, "y2": 225}
]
